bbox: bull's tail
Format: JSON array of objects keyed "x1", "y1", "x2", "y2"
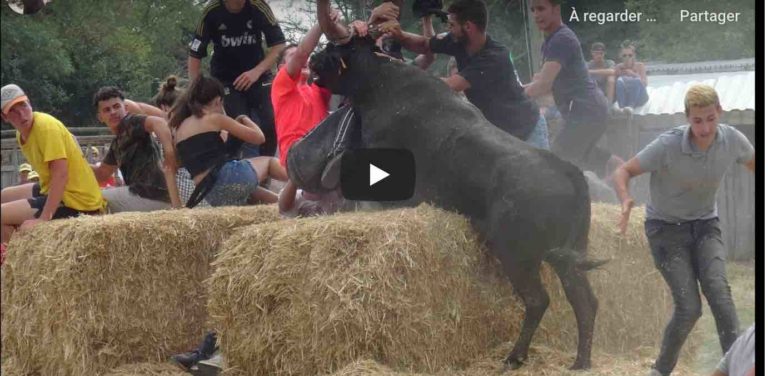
[{"x1": 543, "y1": 156, "x2": 609, "y2": 272}]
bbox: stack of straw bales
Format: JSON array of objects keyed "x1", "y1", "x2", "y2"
[
  {"x1": 1, "y1": 206, "x2": 278, "y2": 376},
  {"x1": 207, "y1": 203, "x2": 676, "y2": 375},
  {"x1": 2, "y1": 202, "x2": 690, "y2": 376},
  {"x1": 208, "y1": 204, "x2": 517, "y2": 375}
]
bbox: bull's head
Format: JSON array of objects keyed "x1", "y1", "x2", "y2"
[{"x1": 309, "y1": 37, "x2": 381, "y2": 97}]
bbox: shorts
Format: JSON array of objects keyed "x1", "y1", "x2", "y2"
[
  {"x1": 101, "y1": 186, "x2": 171, "y2": 213},
  {"x1": 27, "y1": 195, "x2": 100, "y2": 219},
  {"x1": 206, "y1": 160, "x2": 259, "y2": 207}
]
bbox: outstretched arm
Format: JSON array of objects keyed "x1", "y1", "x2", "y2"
[
  {"x1": 144, "y1": 116, "x2": 181, "y2": 208},
  {"x1": 317, "y1": 0, "x2": 352, "y2": 43},
  {"x1": 524, "y1": 61, "x2": 561, "y2": 98},
  {"x1": 286, "y1": 24, "x2": 324, "y2": 78},
  {"x1": 378, "y1": 20, "x2": 431, "y2": 55},
  {"x1": 612, "y1": 157, "x2": 645, "y2": 235},
  {"x1": 125, "y1": 99, "x2": 166, "y2": 118},
  {"x1": 414, "y1": 15, "x2": 436, "y2": 70}
]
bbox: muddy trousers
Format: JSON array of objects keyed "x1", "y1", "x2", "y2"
[{"x1": 644, "y1": 218, "x2": 740, "y2": 376}]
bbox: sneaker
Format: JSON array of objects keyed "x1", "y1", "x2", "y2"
[
  {"x1": 195, "y1": 353, "x2": 224, "y2": 376},
  {"x1": 171, "y1": 332, "x2": 218, "y2": 371},
  {"x1": 170, "y1": 351, "x2": 203, "y2": 371}
]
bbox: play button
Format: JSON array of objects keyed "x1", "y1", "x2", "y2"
[
  {"x1": 369, "y1": 163, "x2": 389, "y2": 186},
  {"x1": 340, "y1": 148, "x2": 415, "y2": 201}
]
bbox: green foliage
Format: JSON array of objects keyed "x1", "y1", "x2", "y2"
[
  {"x1": 1, "y1": 0, "x2": 204, "y2": 125},
  {"x1": 1, "y1": 0, "x2": 754, "y2": 127}
]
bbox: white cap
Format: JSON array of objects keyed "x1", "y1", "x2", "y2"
[{"x1": 1, "y1": 84, "x2": 29, "y2": 115}]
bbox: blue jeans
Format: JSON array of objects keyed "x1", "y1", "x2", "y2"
[
  {"x1": 615, "y1": 76, "x2": 649, "y2": 108},
  {"x1": 206, "y1": 160, "x2": 259, "y2": 207},
  {"x1": 524, "y1": 115, "x2": 550, "y2": 150}
]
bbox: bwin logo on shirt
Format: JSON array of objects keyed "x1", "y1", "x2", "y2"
[{"x1": 221, "y1": 33, "x2": 259, "y2": 47}]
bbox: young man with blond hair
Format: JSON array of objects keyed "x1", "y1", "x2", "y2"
[
  {"x1": 1, "y1": 84, "x2": 104, "y2": 245},
  {"x1": 612, "y1": 84, "x2": 755, "y2": 376}
]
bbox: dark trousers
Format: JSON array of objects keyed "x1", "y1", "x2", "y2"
[
  {"x1": 644, "y1": 218, "x2": 740, "y2": 375},
  {"x1": 551, "y1": 116, "x2": 611, "y2": 178},
  {"x1": 223, "y1": 79, "x2": 277, "y2": 158}
]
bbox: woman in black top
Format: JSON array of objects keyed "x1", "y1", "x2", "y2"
[{"x1": 169, "y1": 75, "x2": 287, "y2": 207}]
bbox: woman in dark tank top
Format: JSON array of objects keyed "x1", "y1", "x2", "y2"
[{"x1": 168, "y1": 75, "x2": 288, "y2": 207}]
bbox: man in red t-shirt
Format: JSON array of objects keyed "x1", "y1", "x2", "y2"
[{"x1": 271, "y1": 15, "x2": 341, "y2": 168}]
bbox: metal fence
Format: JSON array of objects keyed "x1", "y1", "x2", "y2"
[{"x1": 1, "y1": 134, "x2": 114, "y2": 188}]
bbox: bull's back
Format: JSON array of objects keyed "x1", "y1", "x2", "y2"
[{"x1": 358, "y1": 63, "x2": 589, "y2": 248}]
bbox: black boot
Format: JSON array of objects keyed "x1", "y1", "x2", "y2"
[{"x1": 170, "y1": 332, "x2": 218, "y2": 371}]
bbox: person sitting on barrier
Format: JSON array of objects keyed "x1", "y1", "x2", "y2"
[
  {"x1": 613, "y1": 41, "x2": 648, "y2": 110},
  {"x1": 26, "y1": 170, "x2": 40, "y2": 183},
  {"x1": 92, "y1": 87, "x2": 182, "y2": 212},
  {"x1": 16, "y1": 163, "x2": 33, "y2": 185},
  {"x1": 1, "y1": 84, "x2": 104, "y2": 246},
  {"x1": 168, "y1": 74, "x2": 288, "y2": 208}
]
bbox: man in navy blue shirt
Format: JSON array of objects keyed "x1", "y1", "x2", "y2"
[
  {"x1": 525, "y1": 0, "x2": 624, "y2": 178},
  {"x1": 380, "y1": 0, "x2": 549, "y2": 149}
]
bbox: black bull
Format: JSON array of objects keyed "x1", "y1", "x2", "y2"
[{"x1": 287, "y1": 39, "x2": 605, "y2": 370}]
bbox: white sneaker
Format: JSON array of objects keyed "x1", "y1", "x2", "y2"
[{"x1": 193, "y1": 353, "x2": 223, "y2": 376}]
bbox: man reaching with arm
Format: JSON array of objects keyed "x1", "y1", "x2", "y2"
[
  {"x1": 612, "y1": 85, "x2": 754, "y2": 376},
  {"x1": 377, "y1": 0, "x2": 549, "y2": 149}
]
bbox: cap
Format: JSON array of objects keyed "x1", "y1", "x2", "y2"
[
  {"x1": 18, "y1": 163, "x2": 32, "y2": 173},
  {"x1": 591, "y1": 42, "x2": 606, "y2": 52},
  {"x1": 1, "y1": 84, "x2": 29, "y2": 115},
  {"x1": 27, "y1": 171, "x2": 40, "y2": 181}
]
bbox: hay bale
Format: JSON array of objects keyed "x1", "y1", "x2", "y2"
[
  {"x1": 104, "y1": 362, "x2": 187, "y2": 376},
  {"x1": 208, "y1": 204, "x2": 517, "y2": 375},
  {"x1": 1, "y1": 206, "x2": 279, "y2": 376},
  {"x1": 209, "y1": 203, "x2": 682, "y2": 375},
  {"x1": 325, "y1": 346, "x2": 698, "y2": 376},
  {"x1": 535, "y1": 203, "x2": 677, "y2": 354}
]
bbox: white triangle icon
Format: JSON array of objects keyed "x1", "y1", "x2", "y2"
[{"x1": 369, "y1": 163, "x2": 390, "y2": 186}]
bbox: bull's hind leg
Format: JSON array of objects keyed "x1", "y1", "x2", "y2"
[
  {"x1": 549, "y1": 260, "x2": 598, "y2": 370},
  {"x1": 498, "y1": 256, "x2": 550, "y2": 370}
]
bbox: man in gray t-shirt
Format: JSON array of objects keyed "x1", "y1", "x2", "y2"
[
  {"x1": 612, "y1": 84, "x2": 755, "y2": 376},
  {"x1": 712, "y1": 324, "x2": 755, "y2": 376}
]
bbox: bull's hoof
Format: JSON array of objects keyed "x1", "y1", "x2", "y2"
[
  {"x1": 568, "y1": 360, "x2": 591, "y2": 370},
  {"x1": 502, "y1": 353, "x2": 527, "y2": 371}
]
